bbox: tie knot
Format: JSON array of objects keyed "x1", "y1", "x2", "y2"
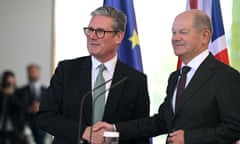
[
  {"x1": 181, "y1": 66, "x2": 191, "y2": 74},
  {"x1": 98, "y1": 64, "x2": 105, "y2": 73}
]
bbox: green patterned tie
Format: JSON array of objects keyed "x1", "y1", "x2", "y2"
[{"x1": 93, "y1": 64, "x2": 106, "y2": 124}]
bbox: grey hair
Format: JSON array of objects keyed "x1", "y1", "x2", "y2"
[
  {"x1": 193, "y1": 12, "x2": 213, "y2": 35},
  {"x1": 91, "y1": 6, "x2": 127, "y2": 32}
]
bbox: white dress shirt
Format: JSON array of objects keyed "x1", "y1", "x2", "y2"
[
  {"x1": 91, "y1": 55, "x2": 117, "y2": 103},
  {"x1": 172, "y1": 50, "x2": 209, "y2": 112}
]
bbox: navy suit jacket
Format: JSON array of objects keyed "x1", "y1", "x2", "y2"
[
  {"x1": 37, "y1": 56, "x2": 150, "y2": 144},
  {"x1": 116, "y1": 53, "x2": 240, "y2": 144}
]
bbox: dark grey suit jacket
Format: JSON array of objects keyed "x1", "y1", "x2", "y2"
[
  {"x1": 116, "y1": 53, "x2": 240, "y2": 144},
  {"x1": 37, "y1": 56, "x2": 150, "y2": 144}
]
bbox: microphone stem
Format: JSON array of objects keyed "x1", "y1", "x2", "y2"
[
  {"x1": 90, "y1": 126, "x2": 93, "y2": 144},
  {"x1": 90, "y1": 77, "x2": 128, "y2": 143},
  {"x1": 78, "y1": 78, "x2": 113, "y2": 144}
]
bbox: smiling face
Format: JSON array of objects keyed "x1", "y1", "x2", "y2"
[
  {"x1": 86, "y1": 15, "x2": 124, "y2": 63},
  {"x1": 171, "y1": 10, "x2": 211, "y2": 64}
]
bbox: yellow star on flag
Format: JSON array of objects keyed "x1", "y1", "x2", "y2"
[{"x1": 128, "y1": 29, "x2": 140, "y2": 49}]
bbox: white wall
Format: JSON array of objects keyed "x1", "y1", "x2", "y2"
[{"x1": 0, "y1": 0, "x2": 53, "y2": 87}]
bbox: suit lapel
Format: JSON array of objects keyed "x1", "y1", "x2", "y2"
[
  {"x1": 168, "y1": 71, "x2": 180, "y2": 115},
  {"x1": 175, "y1": 54, "x2": 216, "y2": 114},
  {"x1": 76, "y1": 57, "x2": 92, "y2": 125},
  {"x1": 103, "y1": 60, "x2": 127, "y2": 120}
]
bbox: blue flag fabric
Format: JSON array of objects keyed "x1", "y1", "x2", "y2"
[
  {"x1": 103, "y1": 0, "x2": 143, "y2": 72},
  {"x1": 103, "y1": 1, "x2": 151, "y2": 143}
]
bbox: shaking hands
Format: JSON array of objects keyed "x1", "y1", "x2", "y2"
[{"x1": 82, "y1": 122, "x2": 114, "y2": 144}]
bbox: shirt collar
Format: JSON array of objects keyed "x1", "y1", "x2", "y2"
[
  {"x1": 30, "y1": 81, "x2": 41, "y2": 89},
  {"x1": 91, "y1": 55, "x2": 117, "y2": 75},
  {"x1": 182, "y1": 49, "x2": 209, "y2": 72}
]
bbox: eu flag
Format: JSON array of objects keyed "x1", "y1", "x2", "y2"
[{"x1": 103, "y1": 0, "x2": 143, "y2": 72}]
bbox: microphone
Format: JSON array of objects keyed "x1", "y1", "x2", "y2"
[
  {"x1": 89, "y1": 76, "x2": 128, "y2": 143},
  {"x1": 78, "y1": 78, "x2": 113, "y2": 144}
]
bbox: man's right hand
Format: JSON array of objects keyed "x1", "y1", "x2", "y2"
[
  {"x1": 93, "y1": 122, "x2": 114, "y2": 132},
  {"x1": 82, "y1": 122, "x2": 115, "y2": 144}
]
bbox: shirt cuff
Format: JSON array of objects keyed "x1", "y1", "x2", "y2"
[{"x1": 112, "y1": 124, "x2": 117, "y2": 131}]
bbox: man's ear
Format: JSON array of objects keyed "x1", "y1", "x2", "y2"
[
  {"x1": 115, "y1": 31, "x2": 125, "y2": 45},
  {"x1": 202, "y1": 29, "x2": 211, "y2": 45}
]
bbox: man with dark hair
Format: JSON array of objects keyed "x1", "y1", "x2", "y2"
[{"x1": 0, "y1": 70, "x2": 25, "y2": 144}]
